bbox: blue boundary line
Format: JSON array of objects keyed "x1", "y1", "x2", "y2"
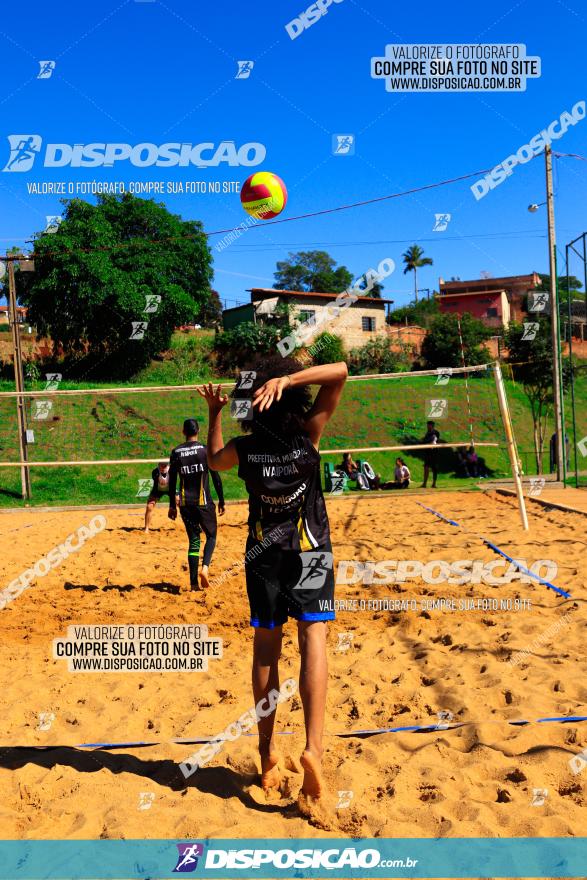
[
  {"x1": 13, "y1": 715, "x2": 583, "y2": 750},
  {"x1": 416, "y1": 502, "x2": 571, "y2": 598}
]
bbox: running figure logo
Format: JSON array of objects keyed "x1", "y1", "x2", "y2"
[
  {"x1": 332, "y1": 134, "x2": 355, "y2": 155},
  {"x1": 435, "y1": 367, "x2": 452, "y2": 386},
  {"x1": 173, "y1": 843, "x2": 204, "y2": 873},
  {"x1": 130, "y1": 321, "x2": 149, "y2": 340},
  {"x1": 522, "y1": 322, "x2": 540, "y2": 341},
  {"x1": 433, "y1": 213, "x2": 451, "y2": 232},
  {"x1": 426, "y1": 399, "x2": 448, "y2": 419},
  {"x1": 3, "y1": 135, "x2": 42, "y2": 172},
  {"x1": 236, "y1": 61, "x2": 254, "y2": 79},
  {"x1": 294, "y1": 551, "x2": 333, "y2": 590},
  {"x1": 37, "y1": 60, "x2": 56, "y2": 79},
  {"x1": 237, "y1": 370, "x2": 256, "y2": 390},
  {"x1": 230, "y1": 399, "x2": 253, "y2": 421},
  {"x1": 45, "y1": 216, "x2": 62, "y2": 233},
  {"x1": 528, "y1": 292, "x2": 548, "y2": 313}
]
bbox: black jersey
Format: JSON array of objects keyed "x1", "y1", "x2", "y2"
[
  {"x1": 151, "y1": 467, "x2": 170, "y2": 496},
  {"x1": 235, "y1": 432, "x2": 330, "y2": 551},
  {"x1": 168, "y1": 441, "x2": 224, "y2": 509}
]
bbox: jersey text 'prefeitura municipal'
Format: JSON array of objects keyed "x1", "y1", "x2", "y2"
[{"x1": 236, "y1": 432, "x2": 330, "y2": 551}]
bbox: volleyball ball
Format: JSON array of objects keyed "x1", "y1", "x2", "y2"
[{"x1": 240, "y1": 172, "x2": 287, "y2": 219}]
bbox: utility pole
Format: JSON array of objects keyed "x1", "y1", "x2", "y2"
[
  {"x1": 545, "y1": 146, "x2": 565, "y2": 482},
  {"x1": 5, "y1": 255, "x2": 31, "y2": 500}
]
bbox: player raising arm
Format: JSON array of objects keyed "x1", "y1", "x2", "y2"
[{"x1": 198, "y1": 357, "x2": 347, "y2": 803}]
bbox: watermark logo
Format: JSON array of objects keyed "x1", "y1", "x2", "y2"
[
  {"x1": 37, "y1": 712, "x2": 55, "y2": 731},
  {"x1": 237, "y1": 370, "x2": 256, "y2": 390},
  {"x1": 569, "y1": 748, "x2": 587, "y2": 775},
  {"x1": 337, "y1": 790, "x2": 354, "y2": 808},
  {"x1": 436, "y1": 709, "x2": 454, "y2": 729},
  {"x1": 3, "y1": 135, "x2": 42, "y2": 172},
  {"x1": 531, "y1": 788, "x2": 548, "y2": 806},
  {"x1": 294, "y1": 551, "x2": 333, "y2": 590},
  {"x1": 236, "y1": 61, "x2": 254, "y2": 79},
  {"x1": 173, "y1": 843, "x2": 204, "y2": 873},
  {"x1": 335, "y1": 631, "x2": 354, "y2": 652},
  {"x1": 0, "y1": 515, "x2": 107, "y2": 611},
  {"x1": 130, "y1": 321, "x2": 149, "y2": 340},
  {"x1": 337, "y1": 558, "x2": 558, "y2": 586},
  {"x1": 230, "y1": 399, "x2": 253, "y2": 421},
  {"x1": 577, "y1": 435, "x2": 587, "y2": 458},
  {"x1": 3, "y1": 137, "x2": 265, "y2": 171},
  {"x1": 278, "y1": 257, "x2": 394, "y2": 356},
  {"x1": 32, "y1": 400, "x2": 53, "y2": 420},
  {"x1": 528, "y1": 292, "x2": 549, "y2": 312},
  {"x1": 435, "y1": 367, "x2": 452, "y2": 386},
  {"x1": 144, "y1": 294, "x2": 161, "y2": 314},
  {"x1": 329, "y1": 471, "x2": 346, "y2": 495},
  {"x1": 426, "y1": 398, "x2": 448, "y2": 419},
  {"x1": 45, "y1": 216, "x2": 62, "y2": 233},
  {"x1": 529, "y1": 477, "x2": 545, "y2": 497},
  {"x1": 138, "y1": 792, "x2": 155, "y2": 810},
  {"x1": 44, "y1": 372, "x2": 62, "y2": 391},
  {"x1": 137, "y1": 479, "x2": 152, "y2": 498},
  {"x1": 433, "y1": 213, "x2": 451, "y2": 232},
  {"x1": 522, "y1": 321, "x2": 539, "y2": 340},
  {"x1": 332, "y1": 134, "x2": 355, "y2": 155},
  {"x1": 286, "y1": 0, "x2": 344, "y2": 41},
  {"x1": 179, "y1": 679, "x2": 297, "y2": 778},
  {"x1": 471, "y1": 100, "x2": 585, "y2": 200},
  {"x1": 37, "y1": 60, "x2": 56, "y2": 79}
]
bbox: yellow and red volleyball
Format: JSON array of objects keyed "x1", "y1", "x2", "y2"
[{"x1": 240, "y1": 171, "x2": 287, "y2": 219}]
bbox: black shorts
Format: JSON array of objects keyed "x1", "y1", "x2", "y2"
[
  {"x1": 148, "y1": 490, "x2": 169, "y2": 502},
  {"x1": 244, "y1": 538, "x2": 335, "y2": 629},
  {"x1": 180, "y1": 504, "x2": 217, "y2": 537}
]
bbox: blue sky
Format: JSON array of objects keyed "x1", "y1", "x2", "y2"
[{"x1": 1, "y1": 0, "x2": 586, "y2": 309}]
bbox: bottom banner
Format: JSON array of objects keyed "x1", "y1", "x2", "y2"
[{"x1": 0, "y1": 838, "x2": 586, "y2": 878}]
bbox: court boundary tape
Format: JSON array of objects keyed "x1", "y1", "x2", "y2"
[
  {"x1": 416, "y1": 502, "x2": 571, "y2": 599},
  {"x1": 6, "y1": 714, "x2": 586, "y2": 752}
]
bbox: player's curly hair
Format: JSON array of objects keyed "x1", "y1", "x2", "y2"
[{"x1": 233, "y1": 354, "x2": 312, "y2": 438}]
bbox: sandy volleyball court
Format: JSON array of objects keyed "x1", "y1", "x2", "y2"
[{"x1": 0, "y1": 491, "x2": 585, "y2": 841}]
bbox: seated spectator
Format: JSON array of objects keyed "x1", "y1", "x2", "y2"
[
  {"x1": 456, "y1": 449, "x2": 470, "y2": 478},
  {"x1": 382, "y1": 457, "x2": 410, "y2": 490},
  {"x1": 337, "y1": 452, "x2": 359, "y2": 481},
  {"x1": 466, "y1": 445, "x2": 479, "y2": 478},
  {"x1": 393, "y1": 457, "x2": 410, "y2": 489}
]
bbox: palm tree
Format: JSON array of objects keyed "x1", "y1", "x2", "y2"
[{"x1": 402, "y1": 244, "x2": 433, "y2": 303}]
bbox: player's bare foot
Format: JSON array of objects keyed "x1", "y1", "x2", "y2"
[
  {"x1": 200, "y1": 566, "x2": 210, "y2": 590},
  {"x1": 189, "y1": 582, "x2": 203, "y2": 593},
  {"x1": 260, "y1": 751, "x2": 281, "y2": 791},
  {"x1": 300, "y1": 749, "x2": 323, "y2": 799}
]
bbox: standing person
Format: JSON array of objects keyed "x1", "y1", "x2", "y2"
[
  {"x1": 421, "y1": 420, "x2": 440, "y2": 489},
  {"x1": 198, "y1": 357, "x2": 348, "y2": 802},
  {"x1": 144, "y1": 461, "x2": 172, "y2": 532},
  {"x1": 168, "y1": 418, "x2": 225, "y2": 591}
]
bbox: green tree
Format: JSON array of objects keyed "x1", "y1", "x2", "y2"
[
  {"x1": 537, "y1": 274, "x2": 583, "y2": 306},
  {"x1": 421, "y1": 312, "x2": 492, "y2": 368},
  {"x1": 388, "y1": 297, "x2": 439, "y2": 327},
  {"x1": 402, "y1": 244, "x2": 433, "y2": 303},
  {"x1": 198, "y1": 289, "x2": 223, "y2": 328},
  {"x1": 274, "y1": 250, "x2": 353, "y2": 293},
  {"x1": 214, "y1": 322, "x2": 285, "y2": 373},
  {"x1": 24, "y1": 194, "x2": 213, "y2": 377},
  {"x1": 504, "y1": 320, "x2": 563, "y2": 473}
]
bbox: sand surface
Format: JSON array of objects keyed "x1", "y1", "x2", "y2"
[{"x1": 0, "y1": 490, "x2": 585, "y2": 842}]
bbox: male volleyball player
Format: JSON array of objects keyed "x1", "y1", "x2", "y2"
[
  {"x1": 144, "y1": 461, "x2": 173, "y2": 532},
  {"x1": 198, "y1": 357, "x2": 348, "y2": 802},
  {"x1": 168, "y1": 418, "x2": 225, "y2": 591}
]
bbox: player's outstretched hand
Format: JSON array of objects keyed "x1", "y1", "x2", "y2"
[
  {"x1": 168, "y1": 507, "x2": 177, "y2": 521},
  {"x1": 197, "y1": 383, "x2": 229, "y2": 413},
  {"x1": 253, "y1": 375, "x2": 290, "y2": 412}
]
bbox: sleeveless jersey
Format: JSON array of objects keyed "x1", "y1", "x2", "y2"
[{"x1": 236, "y1": 432, "x2": 330, "y2": 551}]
